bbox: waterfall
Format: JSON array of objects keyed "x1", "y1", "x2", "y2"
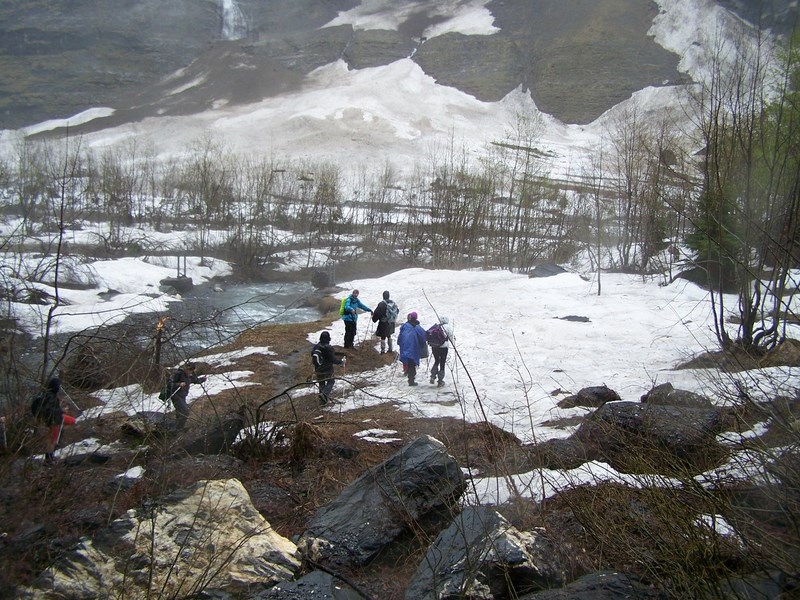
[{"x1": 221, "y1": 0, "x2": 248, "y2": 40}]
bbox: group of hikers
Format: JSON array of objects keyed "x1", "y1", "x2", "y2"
[
  {"x1": 311, "y1": 288, "x2": 455, "y2": 404},
  {"x1": 29, "y1": 288, "x2": 451, "y2": 461},
  {"x1": 30, "y1": 362, "x2": 207, "y2": 464}
]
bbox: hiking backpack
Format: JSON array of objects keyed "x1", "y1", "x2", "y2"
[
  {"x1": 384, "y1": 300, "x2": 399, "y2": 323},
  {"x1": 30, "y1": 393, "x2": 45, "y2": 419},
  {"x1": 311, "y1": 344, "x2": 323, "y2": 370},
  {"x1": 426, "y1": 323, "x2": 447, "y2": 347},
  {"x1": 158, "y1": 377, "x2": 176, "y2": 401},
  {"x1": 338, "y1": 297, "x2": 348, "y2": 316}
]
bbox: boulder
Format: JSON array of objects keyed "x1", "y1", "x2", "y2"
[
  {"x1": 406, "y1": 506, "x2": 564, "y2": 599},
  {"x1": 18, "y1": 479, "x2": 300, "y2": 599},
  {"x1": 576, "y1": 402, "x2": 729, "y2": 475},
  {"x1": 640, "y1": 383, "x2": 712, "y2": 408},
  {"x1": 519, "y1": 571, "x2": 667, "y2": 599},
  {"x1": 525, "y1": 437, "x2": 598, "y2": 470},
  {"x1": 297, "y1": 435, "x2": 466, "y2": 568},
  {"x1": 528, "y1": 263, "x2": 567, "y2": 278},
  {"x1": 182, "y1": 414, "x2": 245, "y2": 455},
  {"x1": 558, "y1": 385, "x2": 621, "y2": 409}
]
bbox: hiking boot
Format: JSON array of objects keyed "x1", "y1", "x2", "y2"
[
  {"x1": 437, "y1": 380, "x2": 445, "y2": 387},
  {"x1": 430, "y1": 375, "x2": 436, "y2": 384},
  {"x1": 408, "y1": 381, "x2": 418, "y2": 386},
  {"x1": 319, "y1": 394, "x2": 328, "y2": 406}
]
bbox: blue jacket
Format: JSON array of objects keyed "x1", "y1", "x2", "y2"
[
  {"x1": 342, "y1": 295, "x2": 372, "y2": 323},
  {"x1": 397, "y1": 320, "x2": 426, "y2": 365}
]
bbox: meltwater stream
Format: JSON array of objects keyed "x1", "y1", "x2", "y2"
[{"x1": 166, "y1": 281, "x2": 321, "y2": 355}]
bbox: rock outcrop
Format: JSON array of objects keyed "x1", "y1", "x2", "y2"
[{"x1": 18, "y1": 479, "x2": 300, "y2": 599}]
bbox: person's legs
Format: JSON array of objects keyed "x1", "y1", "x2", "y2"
[
  {"x1": 319, "y1": 378, "x2": 335, "y2": 404},
  {"x1": 344, "y1": 320, "x2": 356, "y2": 348},
  {"x1": 431, "y1": 348, "x2": 445, "y2": 383},
  {"x1": 172, "y1": 395, "x2": 190, "y2": 429},
  {"x1": 380, "y1": 336, "x2": 386, "y2": 353},
  {"x1": 430, "y1": 351, "x2": 440, "y2": 383},
  {"x1": 406, "y1": 360, "x2": 417, "y2": 385},
  {"x1": 437, "y1": 348, "x2": 449, "y2": 385},
  {"x1": 387, "y1": 335, "x2": 394, "y2": 353}
]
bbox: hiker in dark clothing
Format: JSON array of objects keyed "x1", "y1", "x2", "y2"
[
  {"x1": 32, "y1": 377, "x2": 78, "y2": 463},
  {"x1": 397, "y1": 311, "x2": 427, "y2": 386},
  {"x1": 429, "y1": 316, "x2": 455, "y2": 387},
  {"x1": 170, "y1": 363, "x2": 206, "y2": 429},
  {"x1": 372, "y1": 290, "x2": 399, "y2": 354},
  {"x1": 342, "y1": 289, "x2": 372, "y2": 349},
  {"x1": 311, "y1": 331, "x2": 345, "y2": 405}
]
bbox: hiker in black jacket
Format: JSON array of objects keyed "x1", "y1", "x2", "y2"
[
  {"x1": 31, "y1": 377, "x2": 78, "y2": 464},
  {"x1": 311, "y1": 331, "x2": 344, "y2": 405},
  {"x1": 372, "y1": 290, "x2": 399, "y2": 354},
  {"x1": 170, "y1": 363, "x2": 206, "y2": 429}
]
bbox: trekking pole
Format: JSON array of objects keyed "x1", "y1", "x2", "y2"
[
  {"x1": 61, "y1": 389, "x2": 82, "y2": 416},
  {"x1": 55, "y1": 416, "x2": 65, "y2": 448}
]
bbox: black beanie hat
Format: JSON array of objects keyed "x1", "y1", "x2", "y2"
[{"x1": 320, "y1": 331, "x2": 331, "y2": 342}]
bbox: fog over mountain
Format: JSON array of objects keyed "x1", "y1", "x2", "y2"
[{"x1": 0, "y1": 0, "x2": 796, "y2": 178}]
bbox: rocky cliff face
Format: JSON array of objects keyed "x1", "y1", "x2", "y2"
[{"x1": 0, "y1": 0, "x2": 793, "y2": 131}]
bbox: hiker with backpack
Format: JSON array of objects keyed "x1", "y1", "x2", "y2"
[
  {"x1": 371, "y1": 290, "x2": 399, "y2": 354},
  {"x1": 169, "y1": 363, "x2": 206, "y2": 430},
  {"x1": 428, "y1": 316, "x2": 454, "y2": 387},
  {"x1": 341, "y1": 289, "x2": 372, "y2": 349},
  {"x1": 311, "y1": 330, "x2": 345, "y2": 405},
  {"x1": 397, "y1": 311, "x2": 427, "y2": 386},
  {"x1": 31, "y1": 377, "x2": 79, "y2": 464}
]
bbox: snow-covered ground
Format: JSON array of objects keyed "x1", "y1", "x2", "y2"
[{"x1": 38, "y1": 256, "x2": 799, "y2": 504}]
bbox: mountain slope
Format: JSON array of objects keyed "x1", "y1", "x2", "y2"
[
  {"x1": 0, "y1": 0, "x2": 795, "y2": 181},
  {"x1": 2, "y1": 0, "x2": 684, "y2": 130}
]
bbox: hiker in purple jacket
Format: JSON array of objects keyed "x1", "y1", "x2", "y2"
[
  {"x1": 429, "y1": 316, "x2": 455, "y2": 387},
  {"x1": 397, "y1": 311, "x2": 426, "y2": 386}
]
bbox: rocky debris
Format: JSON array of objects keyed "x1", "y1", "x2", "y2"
[
  {"x1": 558, "y1": 385, "x2": 621, "y2": 409},
  {"x1": 17, "y1": 479, "x2": 300, "y2": 599},
  {"x1": 255, "y1": 570, "x2": 363, "y2": 599},
  {"x1": 297, "y1": 435, "x2": 466, "y2": 568},
  {"x1": 519, "y1": 570, "x2": 668, "y2": 599},
  {"x1": 640, "y1": 382, "x2": 713, "y2": 408},
  {"x1": 576, "y1": 401, "x2": 730, "y2": 474},
  {"x1": 406, "y1": 506, "x2": 564, "y2": 599}
]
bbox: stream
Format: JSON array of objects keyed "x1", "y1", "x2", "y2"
[{"x1": 165, "y1": 280, "x2": 321, "y2": 355}]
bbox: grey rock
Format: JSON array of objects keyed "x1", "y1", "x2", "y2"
[
  {"x1": 576, "y1": 401, "x2": 729, "y2": 474},
  {"x1": 640, "y1": 382, "x2": 713, "y2": 408},
  {"x1": 525, "y1": 437, "x2": 597, "y2": 470},
  {"x1": 519, "y1": 571, "x2": 667, "y2": 599},
  {"x1": 406, "y1": 506, "x2": 564, "y2": 599},
  {"x1": 256, "y1": 570, "x2": 363, "y2": 599},
  {"x1": 558, "y1": 385, "x2": 621, "y2": 409},
  {"x1": 529, "y1": 263, "x2": 568, "y2": 278},
  {"x1": 298, "y1": 435, "x2": 465, "y2": 568}
]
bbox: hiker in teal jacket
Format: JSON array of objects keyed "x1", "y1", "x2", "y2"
[{"x1": 342, "y1": 289, "x2": 372, "y2": 348}]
